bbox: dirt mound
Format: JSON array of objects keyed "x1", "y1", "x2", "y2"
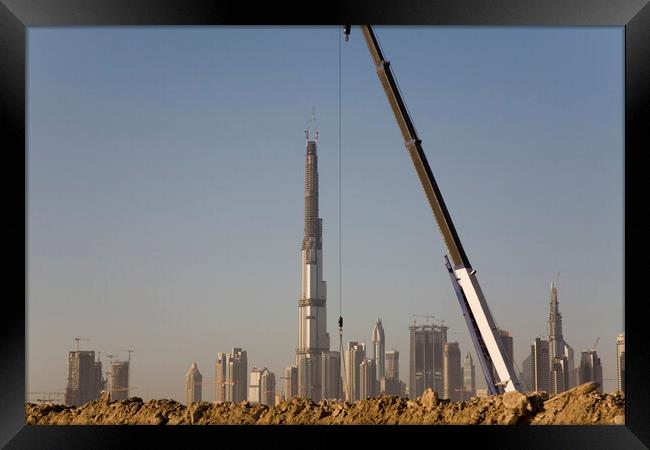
[{"x1": 25, "y1": 382, "x2": 624, "y2": 425}]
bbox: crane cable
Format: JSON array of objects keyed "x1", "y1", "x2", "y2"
[{"x1": 337, "y1": 26, "x2": 350, "y2": 403}]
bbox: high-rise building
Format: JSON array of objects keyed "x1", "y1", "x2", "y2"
[
  {"x1": 564, "y1": 343, "x2": 576, "y2": 389},
  {"x1": 432, "y1": 325, "x2": 447, "y2": 395},
  {"x1": 260, "y1": 369, "x2": 276, "y2": 406},
  {"x1": 550, "y1": 356, "x2": 568, "y2": 394},
  {"x1": 383, "y1": 350, "x2": 401, "y2": 396},
  {"x1": 296, "y1": 125, "x2": 330, "y2": 402},
  {"x1": 215, "y1": 348, "x2": 247, "y2": 403},
  {"x1": 360, "y1": 358, "x2": 378, "y2": 399},
  {"x1": 322, "y1": 351, "x2": 341, "y2": 400},
  {"x1": 531, "y1": 337, "x2": 550, "y2": 392},
  {"x1": 546, "y1": 280, "x2": 574, "y2": 393},
  {"x1": 409, "y1": 322, "x2": 447, "y2": 398},
  {"x1": 462, "y1": 352, "x2": 476, "y2": 400},
  {"x1": 372, "y1": 319, "x2": 385, "y2": 388},
  {"x1": 284, "y1": 365, "x2": 298, "y2": 400},
  {"x1": 578, "y1": 350, "x2": 603, "y2": 393},
  {"x1": 64, "y1": 350, "x2": 103, "y2": 407},
  {"x1": 616, "y1": 333, "x2": 625, "y2": 393},
  {"x1": 548, "y1": 281, "x2": 564, "y2": 362},
  {"x1": 385, "y1": 350, "x2": 399, "y2": 380},
  {"x1": 215, "y1": 352, "x2": 227, "y2": 402},
  {"x1": 490, "y1": 328, "x2": 514, "y2": 384},
  {"x1": 110, "y1": 360, "x2": 129, "y2": 401},
  {"x1": 443, "y1": 342, "x2": 462, "y2": 402},
  {"x1": 248, "y1": 367, "x2": 263, "y2": 403},
  {"x1": 185, "y1": 362, "x2": 202, "y2": 405},
  {"x1": 344, "y1": 341, "x2": 365, "y2": 401}
]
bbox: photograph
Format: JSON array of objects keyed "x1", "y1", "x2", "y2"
[
  {"x1": 1, "y1": 1, "x2": 648, "y2": 448},
  {"x1": 25, "y1": 25, "x2": 624, "y2": 424}
]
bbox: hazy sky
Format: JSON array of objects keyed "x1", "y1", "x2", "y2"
[{"x1": 27, "y1": 26, "x2": 623, "y2": 401}]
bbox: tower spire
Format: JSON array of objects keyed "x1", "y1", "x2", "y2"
[{"x1": 305, "y1": 107, "x2": 318, "y2": 141}]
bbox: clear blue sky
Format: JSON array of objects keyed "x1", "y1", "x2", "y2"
[{"x1": 27, "y1": 26, "x2": 623, "y2": 401}]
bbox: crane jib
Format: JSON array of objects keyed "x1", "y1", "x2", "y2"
[
  {"x1": 352, "y1": 24, "x2": 525, "y2": 394},
  {"x1": 361, "y1": 25, "x2": 470, "y2": 269}
]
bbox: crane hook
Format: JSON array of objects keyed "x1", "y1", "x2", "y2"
[{"x1": 343, "y1": 25, "x2": 351, "y2": 42}]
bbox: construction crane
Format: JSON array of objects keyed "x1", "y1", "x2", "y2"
[
  {"x1": 27, "y1": 391, "x2": 65, "y2": 404},
  {"x1": 591, "y1": 337, "x2": 600, "y2": 351},
  {"x1": 120, "y1": 349, "x2": 134, "y2": 362},
  {"x1": 412, "y1": 314, "x2": 435, "y2": 324},
  {"x1": 344, "y1": 25, "x2": 524, "y2": 395},
  {"x1": 74, "y1": 337, "x2": 90, "y2": 352}
]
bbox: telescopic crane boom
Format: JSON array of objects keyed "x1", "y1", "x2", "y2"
[{"x1": 345, "y1": 25, "x2": 523, "y2": 394}]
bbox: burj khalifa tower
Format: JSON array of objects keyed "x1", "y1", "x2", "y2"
[{"x1": 295, "y1": 122, "x2": 336, "y2": 402}]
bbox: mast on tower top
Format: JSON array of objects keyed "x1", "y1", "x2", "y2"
[{"x1": 305, "y1": 107, "x2": 318, "y2": 141}]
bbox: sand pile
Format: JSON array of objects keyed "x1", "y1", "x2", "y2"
[{"x1": 25, "y1": 382, "x2": 624, "y2": 425}]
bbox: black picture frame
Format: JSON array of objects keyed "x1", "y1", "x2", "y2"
[{"x1": 2, "y1": 0, "x2": 648, "y2": 448}]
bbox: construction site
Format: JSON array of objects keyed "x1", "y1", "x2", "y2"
[{"x1": 25, "y1": 382, "x2": 624, "y2": 425}]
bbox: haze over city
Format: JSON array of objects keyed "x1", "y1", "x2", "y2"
[{"x1": 27, "y1": 26, "x2": 623, "y2": 402}]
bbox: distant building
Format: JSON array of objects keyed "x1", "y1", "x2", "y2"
[
  {"x1": 64, "y1": 350, "x2": 103, "y2": 407},
  {"x1": 409, "y1": 322, "x2": 447, "y2": 398},
  {"x1": 383, "y1": 350, "x2": 401, "y2": 396},
  {"x1": 260, "y1": 369, "x2": 276, "y2": 406},
  {"x1": 547, "y1": 280, "x2": 575, "y2": 393},
  {"x1": 490, "y1": 328, "x2": 514, "y2": 384},
  {"x1": 578, "y1": 350, "x2": 603, "y2": 393},
  {"x1": 443, "y1": 342, "x2": 462, "y2": 402},
  {"x1": 616, "y1": 333, "x2": 625, "y2": 393},
  {"x1": 462, "y1": 352, "x2": 476, "y2": 400},
  {"x1": 215, "y1": 353, "x2": 227, "y2": 402},
  {"x1": 550, "y1": 356, "x2": 568, "y2": 394},
  {"x1": 372, "y1": 319, "x2": 385, "y2": 389},
  {"x1": 185, "y1": 362, "x2": 202, "y2": 405},
  {"x1": 531, "y1": 337, "x2": 550, "y2": 392},
  {"x1": 344, "y1": 341, "x2": 365, "y2": 401},
  {"x1": 215, "y1": 348, "x2": 247, "y2": 403},
  {"x1": 360, "y1": 358, "x2": 377, "y2": 399},
  {"x1": 110, "y1": 360, "x2": 129, "y2": 401},
  {"x1": 248, "y1": 367, "x2": 263, "y2": 403},
  {"x1": 564, "y1": 343, "x2": 576, "y2": 389},
  {"x1": 284, "y1": 365, "x2": 298, "y2": 400},
  {"x1": 385, "y1": 350, "x2": 399, "y2": 380},
  {"x1": 321, "y1": 351, "x2": 341, "y2": 400}
]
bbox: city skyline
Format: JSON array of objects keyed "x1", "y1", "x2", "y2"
[{"x1": 27, "y1": 26, "x2": 623, "y2": 401}]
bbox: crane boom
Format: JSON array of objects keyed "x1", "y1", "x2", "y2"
[{"x1": 349, "y1": 25, "x2": 523, "y2": 394}]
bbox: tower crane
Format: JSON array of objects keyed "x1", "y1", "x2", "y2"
[
  {"x1": 412, "y1": 314, "x2": 436, "y2": 324},
  {"x1": 120, "y1": 349, "x2": 134, "y2": 362},
  {"x1": 344, "y1": 25, "x2": 524, "y2": 395}
]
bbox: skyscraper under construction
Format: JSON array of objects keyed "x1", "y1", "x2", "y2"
[
  {"x1": 296, "y1": 122, "x2": 335, "y2": 402},
  {"x1": 64, "y1": 350, "x2": 103, "y2": 407}
]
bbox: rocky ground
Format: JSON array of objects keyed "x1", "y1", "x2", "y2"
[{"x1": 26, "y1": 382, "x2": 624, "y2": 425}]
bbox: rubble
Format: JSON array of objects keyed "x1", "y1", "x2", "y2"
[{"x1": 25, "y1": 382, "x2": 623, "y2": 425}]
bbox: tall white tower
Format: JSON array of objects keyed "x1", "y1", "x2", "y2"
[{"x1": 296, "y1": 121, "x2": 330, "y2": 401}]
